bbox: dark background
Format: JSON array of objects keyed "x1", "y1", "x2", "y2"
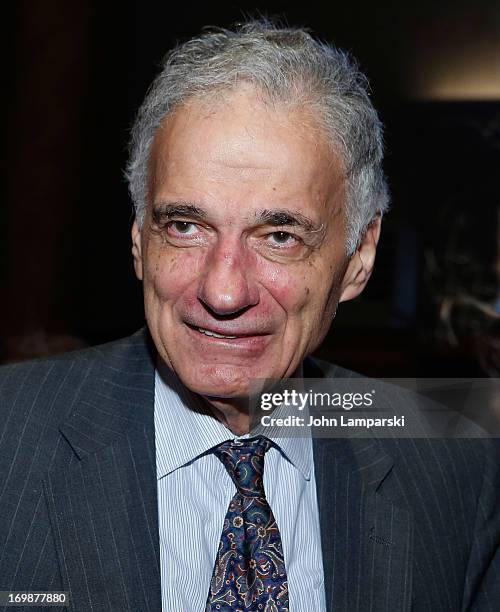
[{"x1": 1, "y1": 0, "x2": 499, "y2": 376}]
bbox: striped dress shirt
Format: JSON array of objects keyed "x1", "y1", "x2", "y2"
[{"x1": 154, "y1": 360, "x2": 327, "y2": 611}]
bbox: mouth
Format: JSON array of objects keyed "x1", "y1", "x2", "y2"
[
  {"x1": 196, "y1": 326, "x2": 239, "y2": 339},
  {"x1": 186, "y1": 322, "x2": 267, "y2": 338}
]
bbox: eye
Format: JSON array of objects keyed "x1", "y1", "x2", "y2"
[
  {"x1": 167, "y1": 221, "x2": 198, "y2": 235},
  {"x1": 267, "y1": 231, "x2": 299, "y2": 247}
]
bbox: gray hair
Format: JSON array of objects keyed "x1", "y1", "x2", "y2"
[{"x1": 126, "y1": 19, "x2": 389, "y2": 255}]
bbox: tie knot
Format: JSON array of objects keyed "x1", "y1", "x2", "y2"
[{"x1": 214, "y1": 437, "x2": 271, "y2": 497}]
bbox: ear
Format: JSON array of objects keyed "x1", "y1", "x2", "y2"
[
  {"x1": 131, "y1": 219, "x2": 143, "y2": 281},
  {"x1": 339, "y1": 215, "x2": 382, "y2": 303}
]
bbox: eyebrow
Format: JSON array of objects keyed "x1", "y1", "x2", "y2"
[
  {"x1": 152, "y1": 201, "x2": 321, "y2": 233},
  {"x1": 257, "y1": 209, "x2": 320, "y2": 232},
  {"x1": 152, "y1": 202, "x2": 208, "y2": 223}
]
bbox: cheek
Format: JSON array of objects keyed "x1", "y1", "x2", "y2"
[
  {"x1": 257, "y1": 254, "x2": 345, "y2": 330},
  {"x1": 143, "y1": 243, "x2": 202, "y2": 301},
  {"x1": 257, "y1": 259, "x2": 318, "y2": 315}
]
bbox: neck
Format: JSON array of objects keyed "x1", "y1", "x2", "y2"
[
  {"x1": 204, "y1": 397, "x2": 251, "y2": 435},
  {"x1": 201, "y1": 362, "x2": 305, "y2": 435}
]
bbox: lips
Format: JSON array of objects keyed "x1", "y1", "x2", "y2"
[
  {"x1": 197, "y1": 327, "x2": 238, "y2": 339},
  {"x1": 185, "y1": 322, "x2": 269, "y2": 339},
  {"x1": 183, "y1": 316, "x2": 271, "y2": 341}
]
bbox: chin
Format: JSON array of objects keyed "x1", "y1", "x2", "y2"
[{"x1": 176, "y1": 362, "x2": 275, "y2": 400}]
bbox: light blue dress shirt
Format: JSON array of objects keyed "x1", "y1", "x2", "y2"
[{"x1": 155, "y1": 360, "x2": 327, "y2": 611}]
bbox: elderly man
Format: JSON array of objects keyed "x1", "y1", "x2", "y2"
[{"x1": 0, "y1": 20, "x2": 498, "y2": 612}]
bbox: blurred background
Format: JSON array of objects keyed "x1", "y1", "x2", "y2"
[{"x1": 1, "y1": 0, "x2": 499, "y2": 376}]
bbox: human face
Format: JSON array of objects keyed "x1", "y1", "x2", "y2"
[{"x1": 132, "y1": 86, "x2": 353, "y2": 400}]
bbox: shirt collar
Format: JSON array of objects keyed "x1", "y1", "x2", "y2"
[
  {"x1": 154, "y1": 358, "x2": 312, "y2": 481},
  {"x1": 251, "y1": 392, "x2": 312, "y2": 480}
]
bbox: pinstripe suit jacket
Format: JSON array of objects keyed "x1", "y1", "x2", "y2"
[{"x1": 0, "y1": 328, "x2": 499, "y2": 611}]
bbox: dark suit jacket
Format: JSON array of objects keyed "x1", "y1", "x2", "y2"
[{"x1": 0, "y1": 329, "x2": 498, "y2": 611}]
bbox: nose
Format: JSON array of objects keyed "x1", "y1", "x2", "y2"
[{"x1": 197, "y1": 237, "x2": 259, "y2": 316}]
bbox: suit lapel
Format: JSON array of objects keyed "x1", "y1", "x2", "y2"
[
  {"x1": 44, "y1": 330, "x2": 162, "y2": 612},
  {"x1": 307, "y1": 358, "x2": 414, "y2": 611},
  {"x1": 44, "y1": 340, "x2": 414, "y2": 611}
]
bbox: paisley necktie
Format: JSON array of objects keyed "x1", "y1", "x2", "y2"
[{"x1": 205, "y1": 436, "x2": 289, "y2": 611}]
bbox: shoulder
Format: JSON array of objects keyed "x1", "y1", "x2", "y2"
[
  {"x1": 306, "y1": 355, "x2": 499, "y2": 499},
  {"x1": 0, "y1": 328, "x2": 153, "y2": 461},
  {"x1": 1, "y1": 330, "x2": 144, "y2": 404},
  {"x1": 0, "y1": 327, "x2": 151, "y2": 387}
]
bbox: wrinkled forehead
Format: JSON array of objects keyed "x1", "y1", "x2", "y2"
[{"x1": 147, "y1": 85, "x2": 347, "y2": 215}]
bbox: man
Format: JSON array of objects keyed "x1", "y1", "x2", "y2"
[{"x1": 0, "y1": 20, "x2": 498, "y2": 612}]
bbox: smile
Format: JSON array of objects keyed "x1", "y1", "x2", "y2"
[
  {"x1": 184, "y1": 321, "x2": 270, "y2": 344},
  {"x1": 197, "y1": 327, "x2": 238, "y2": 339}
]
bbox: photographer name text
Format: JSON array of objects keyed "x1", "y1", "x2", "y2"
[{"x1": 260, "y1": 414, "x2": 405, "y2": 428}]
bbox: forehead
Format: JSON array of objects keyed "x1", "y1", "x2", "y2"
[{"x1": 148, "y1": 86, "x2": 345, "y2": 216}]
